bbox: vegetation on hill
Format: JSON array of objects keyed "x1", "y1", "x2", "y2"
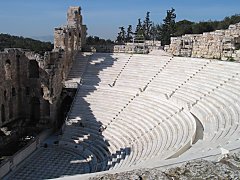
[
  {"x1": 86, "y1": 36, "x2": 114, "y2": 46},
  {"x1": 116, "y1": 10, "x2": 240, "y2": 46},
  {"x1": 174, "y1": 14, "x2": 240, "y2": 36},
  {"x1": 0, "y1": 34, "x2": 53, "y2": 55}
]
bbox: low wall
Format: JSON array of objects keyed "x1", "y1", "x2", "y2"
[
  {"x1": 0, "y1": 129, "x2": 52, "y2": 178},
  {"x1": 83, "y1": 41, "x2": 162, "y2": 54},
  {"x1": 165, "y1": 23, "x2": 240, "y2": 61}
]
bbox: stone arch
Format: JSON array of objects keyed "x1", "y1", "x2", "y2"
[
  {"x1": 30, "y1": 97, "x2": 40, "y2": 123},
  {"x1": 28, "y1": 60, "x2": 39, "y2": 78},
  {"x1": 1, "y1": 104, "x2": 6, "y2": 123},
  {"x1": 4, "y1": 59, "x2": 12, "y2": 80},
  {"x1": 57, "y1": 95, "x2": 73, "y2": 128}
]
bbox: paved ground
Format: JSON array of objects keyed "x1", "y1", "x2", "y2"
[{"x1": 4, "y1": 147, "x2": 91, "y2": 180}]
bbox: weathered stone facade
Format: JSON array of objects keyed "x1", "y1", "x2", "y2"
[
  {"x1": 54, "y1": 6, "x2": 87, "y2": 51},
  {"x1": 114, "y1": 41, "x2": 162, "y2": 54},
  {"x1": 165, "y1": 23, "x2": 240, "y2": 61},
  {"x1": 0, "y1": 6, "x2": 87, "y2": 147},
  {"x1": 84, "y1": 41, "x2": 162, "y2": 53}
]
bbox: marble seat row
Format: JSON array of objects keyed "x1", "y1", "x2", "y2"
[
  {"x1": 62, "y1": 53, "x2": 240, "y2": 174},
  {"x1": 62, "y1": 75, "x2": 196, "y2": 171},
  {"x1": 7, "y1": 53, "x2": 240, "y2": 180}
]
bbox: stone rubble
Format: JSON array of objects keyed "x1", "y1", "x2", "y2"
[{"x1": 165, "y1": 23, "x2": 240, "y2": 61}]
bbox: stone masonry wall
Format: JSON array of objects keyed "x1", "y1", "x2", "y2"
[
  {"x1": 165, "y1": 23, "x2": 240, "y2": 61},
  {"x1": 84, "y1": 41, "x2": 162, "y2": 53},
  {"x1": 0, "y1": 6, "x2": 87, "y2": 146}
]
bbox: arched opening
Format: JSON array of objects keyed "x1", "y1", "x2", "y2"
[
  {"x1": 12, "y1": 87, "x2": 16, "y2": 97},
  {"x1": 1, "y1": 104, "x2": 6, "y2": 123},
  {"x1": 41, "y1": 88, "x2": 44, "y2": 96},
  {"x1": 16, "y1": 54, "x2": 20, "y2": 69},
  {"x1": 9, "y1": 101, "x2": 13, "y2": 119},
  {"x1": 28, "y1": 60, "x2": 39, "y2": 78},
  {"x1": 30, "y1": 97, "x2": 40, "y2": 124},
  {"x1": 57, "y1": 95, "x2": 73, "y2": 128},
  {"x1": 26, "y1": 87, "x2": 30, "y2": 96},
  {"x1": 42, "y1": 100, "x2": 50, "y2": 116},
  {"x1": 5, "y1": 59, "x2": 12, "y2": 80},
  {"x1": 4, "y1": 90, "x2": 7, "y2": 100}
]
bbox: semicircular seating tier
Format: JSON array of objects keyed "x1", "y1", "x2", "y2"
[
  {"x1": 6, "y1": 52, "x2": 240, "y2": 179},
  {"x1": 61, "y1": 53, "x2": 240, "y2": 173}
]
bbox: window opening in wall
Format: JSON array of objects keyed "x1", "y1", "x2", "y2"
[
  {"x1": 28, "y1": 60, "x2": 39, "y2": 78},
  {"x1": 16, "y1": 54, "x2": 20, "y2": 68},
  {"x1": 9, "y1": 101, "x2": 13, "y2": 119},
  {"x1": 41, "y1": 88, "x2": 44, "y2": 96},
  {"x1": 5, "y1": 59, "x2": 12, "y2": 80},
  {"x1": 1, "y1": 104, "x2": 5, "y2": 123},
  {"x1": 4, "y1": 91, "x2": 7, "y2": 100},
  {"x1": 12, "y1": 88, "x2": 16, "y2": 97},
  {"x1": 26, "y1": 87, "x2": 30, "y2": 96},
  {"x1": 43, "y1": 100, "x2": 50, "y2": 116}
]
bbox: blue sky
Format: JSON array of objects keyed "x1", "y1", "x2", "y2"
[{"x1": 0, "y1": 0, "x2": 239, "y2": 40}]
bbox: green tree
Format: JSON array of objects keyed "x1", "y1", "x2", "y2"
[
  {"x1": 192, "y1": 21, "x2": 214, "y2": 34},
  {"x1": 135, "y1": 19, "x2": 144, "y2": 42},
  {"x1": 126, "y1": 25, "x2": 133, "y2": 42},
  {"x1": 116, "y1": 26, "x2": 126, "y2": 44},
  {"x1": 161, "y1": 8, "x2": 176, "y2": 45},
  {"x1": 86, "y1": 36, "x2": 114, "y2": 45},
  {"x1": 174, "y1": 20, "x2": 194, "y2": 36},
  {"x1": 0, "y1": 33, "x2": 53, "y2": 55},
  {"x1": 153, "y1": 24, "x2": 163, "y2": 41},
  {"x1": 143, "y1": 12, "x2": 153, "y2": 40}
]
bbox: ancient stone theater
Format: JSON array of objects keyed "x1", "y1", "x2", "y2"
[{"x1": 1, "y1": 6, "x2": 240, "y2": 180}]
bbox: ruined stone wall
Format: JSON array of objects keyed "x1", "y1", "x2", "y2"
[
  {"x1": 0, "y1": 6, "x2": 87, "y2": 145},
  {"x1": 50, "y1": 6, "x2": 87, "y2": 126},
  {"x1": 84, "y1": 41, "x2": 162, "y2": 53},
  {"x1": 114, "y1": 41, "x2": 162, "y2": 54},
  {"x1": 0, "y1": 48, "x2": 51, "y2": 145},
  {"x1": 165, "y1": 23, "x2": 240, "y2": 61},
  {"x1": 54, "y1": 6, "x2": 87, "y2": 51}
]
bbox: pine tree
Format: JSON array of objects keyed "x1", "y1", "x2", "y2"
[
  {"x1": 116, "y1": 26, "x2": 126, "y2": 44},
  {"x1": 161, "y1": 8, "x2": 176, "y2": 45},
  {"x1": 126, "y1": 25, "x2": 133, "y2": 42},
  {"x1": 143, "y1": 12, "x2": 153, "y2": 40},
  {"x1": 135, "y1": 19, "x2": 144, "y2": 42},
  {"x1": 149, "y1": 23, "x2": 157, "y2": 41}
]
